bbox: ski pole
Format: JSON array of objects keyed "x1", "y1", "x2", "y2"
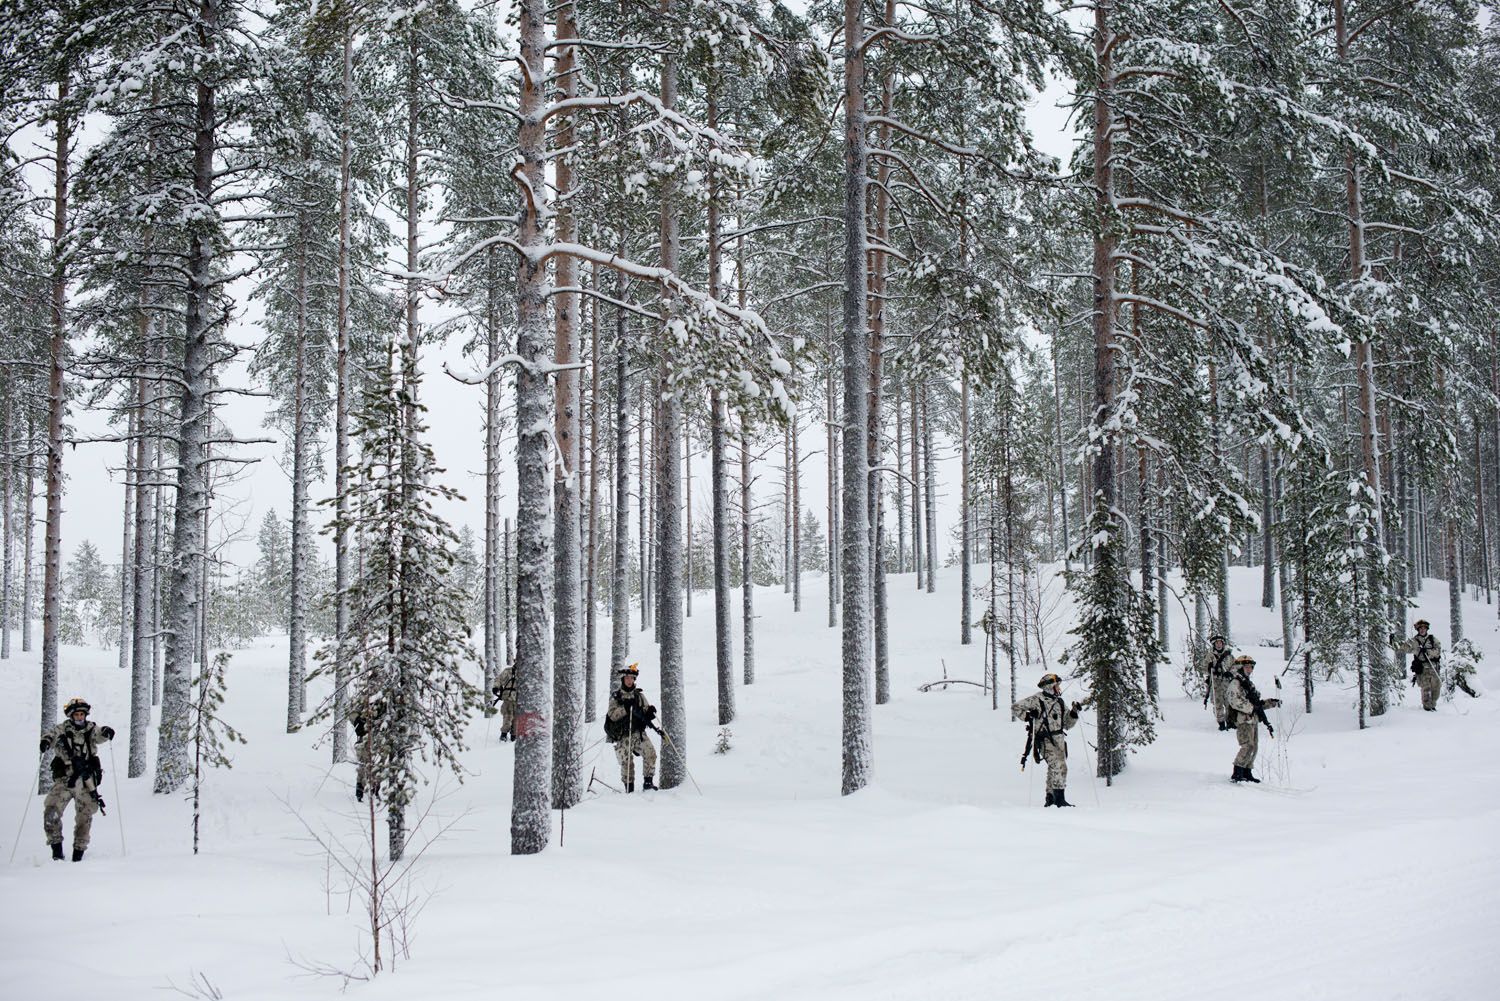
[
  {"x1": 8, "y1": 774, "x2": 37, "y2": 864},
  {"x1": 108, "y1": 742, "x2": 126, "y2": 857},
  {"x1": 650, "y1": 724, "x2": 702, "y2": 795}
]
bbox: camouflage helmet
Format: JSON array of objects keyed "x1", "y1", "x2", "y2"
[
  {"x1": 1209, "y1": 634, "x2": 1227, "y2": 647},
  {"x1": 1037, "y1": 673, "x2": 1063, "y2": 689},
  {"x1": 64, "y1": 698, "x2": 91, "y2": 716},
  {"x1": 1414, "y1": 619, "x2": 1431, "y2": 630},
  {"x1": 1233, "y1": 655, "x2": 1256, "y2": 670},
  {"x1": 620, "y1": 663, "x2": 640, "y2": 678}
]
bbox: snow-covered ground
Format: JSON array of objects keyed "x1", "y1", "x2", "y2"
[{"x1": 3, "y1": 563, "x2": 1496, "y2": 1000}]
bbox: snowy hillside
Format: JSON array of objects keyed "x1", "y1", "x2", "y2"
[{"x1": 3, "y1": 563, "x2": 1497, "y2": 1001}]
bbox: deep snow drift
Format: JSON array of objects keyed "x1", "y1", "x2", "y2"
[{"x1": 2, "y1": 562, "x2": 1497, "y2": 1000}]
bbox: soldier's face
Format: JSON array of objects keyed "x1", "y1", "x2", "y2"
[
  {"x1": 1417, "y1": 625, "x2": 1428, "y2": 634},
  {"x1": 622, "y1": 676, "x2": 635, "y2": 689},
  {"x1": 70, "y1": 711, "x2": 86, "y2": 725},
  {"x1": 1212, "y1": 641, "x2": 1224, "y2": 651}
]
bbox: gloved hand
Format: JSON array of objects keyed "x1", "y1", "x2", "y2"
[
  {"x1": 40, "y1": 737, "x2": 52, "y2": 753},
  {"x1": 1262, "y1": 699, "x2": 1281, "y2": 709},
  {"x1": 647, "y1": 705, "x2": 657, "y2": 719},
  {"x1": 1071, "y1": 702, "x2": 1082, "y2": 714},
  {"x1": 1025, "y1": 711, "x2": 1037, "y2": 722},
  {"x1": 1412, "y1": 665, "x2": 1425, "y2": 677}
]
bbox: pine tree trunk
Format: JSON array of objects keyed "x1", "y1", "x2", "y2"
[
  {"x1": 960, "y1": 377, "x2": 971, "y2": 644},
  {"x1": 2, "y1": 393, "x2": 11, "y2": 662},
  {"x1": 129, "y1": 367, "x2": 153, "y2": 777},
  {"x1": 895, "y1": 380, "x2": 905, "y2": 576},
  {"x1": 39, "y1": 75, "x2": 71, "y2": 793},
  {"x1": 21, "y1": 408, "x2": 34, "y2": 653},
  {"x1": 287, "y1": 197, "x2": 311, "y2": 731},
  {"x1": 331, "y1": 26, "x2": 354, "y2": 765},
  {"x1": 911, "y1": 385, "x2": 921, "y2": 589},
  {"x1": 712, "y1": 394, "x2": 734, "y2": 723},
  {"x1": 827, "y1": 316, "x2": 839, "y2": 626},
  {"x1": 685, "y1": 433, "x2": 693, "y2": 618},
  {"x1": 484, "y1": 249, "x2": 502, "y2": 712},
  {"x1": 870, "y1": 45, "x2": 891, "y2": 693},
  {"x1": 792, "y1": 416, "x2": 801, "y2": 611},
  {"x1": 550, "y1": 1, "x2": 583, "y2": 810},
  {"x1": 839, "y1": 0, "x2": 873, "y2": 795},
  {"x1": 1336, "y1": 0, "x2": 1390, "y2": 716},
  {"x1": 922, "y1": 388, "x2": 936, "y2": 594},
  {"x1": 511, "y1": 0, "x2": 554, "y2": 853},
  {"x1": 585, "y1": 263, "x2": 601, "y2": 722},
  {"x1": 1090, "y1": 0, "x2": 1125, "y2": 782},
  {"x1": 611, "y1": 276, "x2": 631, "y2": 684},
  {"x1": 741, "y1": 419, "x2": 756, "y2": 685},
  {"x1": 155, "y1": 30, "x2": 219, "y2": 793},
  {"x1": 707, "y1": 142, "x2": 734, "y2": 724},
  {"x1": 117, "y1": 407, "x2": 133, "y2": 671},
  {"x1": 656, "y1": 0, "x2": 688, "y2": 789}
]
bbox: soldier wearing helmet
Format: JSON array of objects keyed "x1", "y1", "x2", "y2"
[
  {"x1": 604, "y1": 664, "x2": 657, "y2": 792},
  {"x1": 38, "y1": 698, "x2": 116, "y2": 861},
  {"x1": 1201, "y1": 634, "x2": 1234, "y2": 730},
  {"x1": 1010, "y1": 673, "x2": 1082, "y2": 807},
  {"x1": 490, "y1": 659, "x2": 518, "y2": 741},
  {"x1": 1397, "y1": 619, "x2": 1442, "y2": 711},
  {"x1": 1222, "y1": 656, "x2": 1280, "y2": 783}
]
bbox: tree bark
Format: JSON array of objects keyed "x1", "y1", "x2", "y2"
[
  {"x1": 656, "y1": 0, "x2": 688, "y2": 789},
  {"x1": 39, "y1": 74, "x2": 71, "y2": 792},
  {"x1": 155, "y1": 20, "x2": 219, "y2": 792},
  {"x1": 332, "y1": 27, "x2": 355, "y2": 764},
  {"x1": 551, "y1": 0, "x2": 583, "y2": 810},
  {"x1": 511, "y1": 0, "x2": 554, "y2": 853},
  {"x1": 840, "y1": 0, "x2": 873, "y2": 794},
  {"x1": 611, "y1": 271, "x2": 631, "y2": 685}
]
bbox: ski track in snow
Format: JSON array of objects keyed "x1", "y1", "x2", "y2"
[{"x1": 2, "y1": 563, "x2": 1497, "y2": 1000}]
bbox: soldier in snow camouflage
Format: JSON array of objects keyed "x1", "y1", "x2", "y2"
[
  {"x1": 605, "y1": 664, "x2": 657, "y2": 792},
  {"x1": 1202, "y1": 635, "x2": 1234, "y2": 730},
  {"x1": 1398, "y1": 619, "x2": 1442, "y2": 711},
  {"x1": 1012, "y1": 673, "x2": 1081, "y2": 807},
  {"x1": 1223, "y1": 656, "x2": 1280, "y2": 783},
  {"x1": 491, "y1": 663, "x2": 517, "y2": 740},
  {"x1": 40, "y1": 698, "x2": 115, "y2": 861}
]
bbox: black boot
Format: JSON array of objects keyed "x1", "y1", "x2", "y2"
[
  {"x1": 1053, "y1": 789, "x2": 1075, "y2": 807},
  {"x1": 1230, "y1": 766, "x2": 1245, "y2": 782},
  {"x1": 1043, "y1": 789, "x2": 1055, "y2": 807},
  {"x1": 50, "y1": 842, "x2": 63, "y2": 861},
  {"x1": 71, "y1": 846, "x2": 85, "y2": 862},
  {"x1": 625, "y1": 778, "x2": 634, "y2": 793},
  {"x1": 643, "y1": 777, "x2": 656, "y2": 791},
  {"x1": 1242, "y1": 769, "x2": 1260, "y2": 783}
]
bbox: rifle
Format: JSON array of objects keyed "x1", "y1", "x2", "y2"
[
  {"x1": 1251, "y1": 703, "x2": 1275, "y2": 739},
  {"x1": 1020, "y1": 715, "x2": 1035, "y2": 769}
]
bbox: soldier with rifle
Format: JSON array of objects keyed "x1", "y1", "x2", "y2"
[
  {"x1": 1223, "y1": 656, "x2": 1280, "y2": 783},
  {"x1": 490, "y1": 660, "x2": 518, "y2": 740},
  {"x1": 1397, "y1": 619, "x2": 1442, "y2": 712},
  {"x1": 604, "y1": 664, "x2": 657, "y2": 792},
  {"x1": 1202, "y1": 634, "x2": 1234, "y2": 730},
  {"x1": 39, "y1": 698, "x2": 115, "y2": 861},
  {"x1": 1011, "y1": 673, "x2": 1082, "y2": 807}
]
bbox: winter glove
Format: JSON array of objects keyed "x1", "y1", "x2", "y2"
[
  {"x1": 1025, "y1": 711, "x2": 1037, "y2": 723},
  {"x1": 100, "y1": 726, "x2": 115, "y2": 740},
  {"x1": 1071, "y1": 702, "x2": 1082, "y2": 714},
  {"x1": 1262, "y1": 699, "x2": 1281, "y2": 710},
  {"x1": 40, "y1": 737, "x2": 52, "y2": 753},
  {"x1": 646, "y1": 706, "x2": 657, "y2": 719},
  {"x1": 1412, "y1": 665, "x2": 1425, "y2": 677}
]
